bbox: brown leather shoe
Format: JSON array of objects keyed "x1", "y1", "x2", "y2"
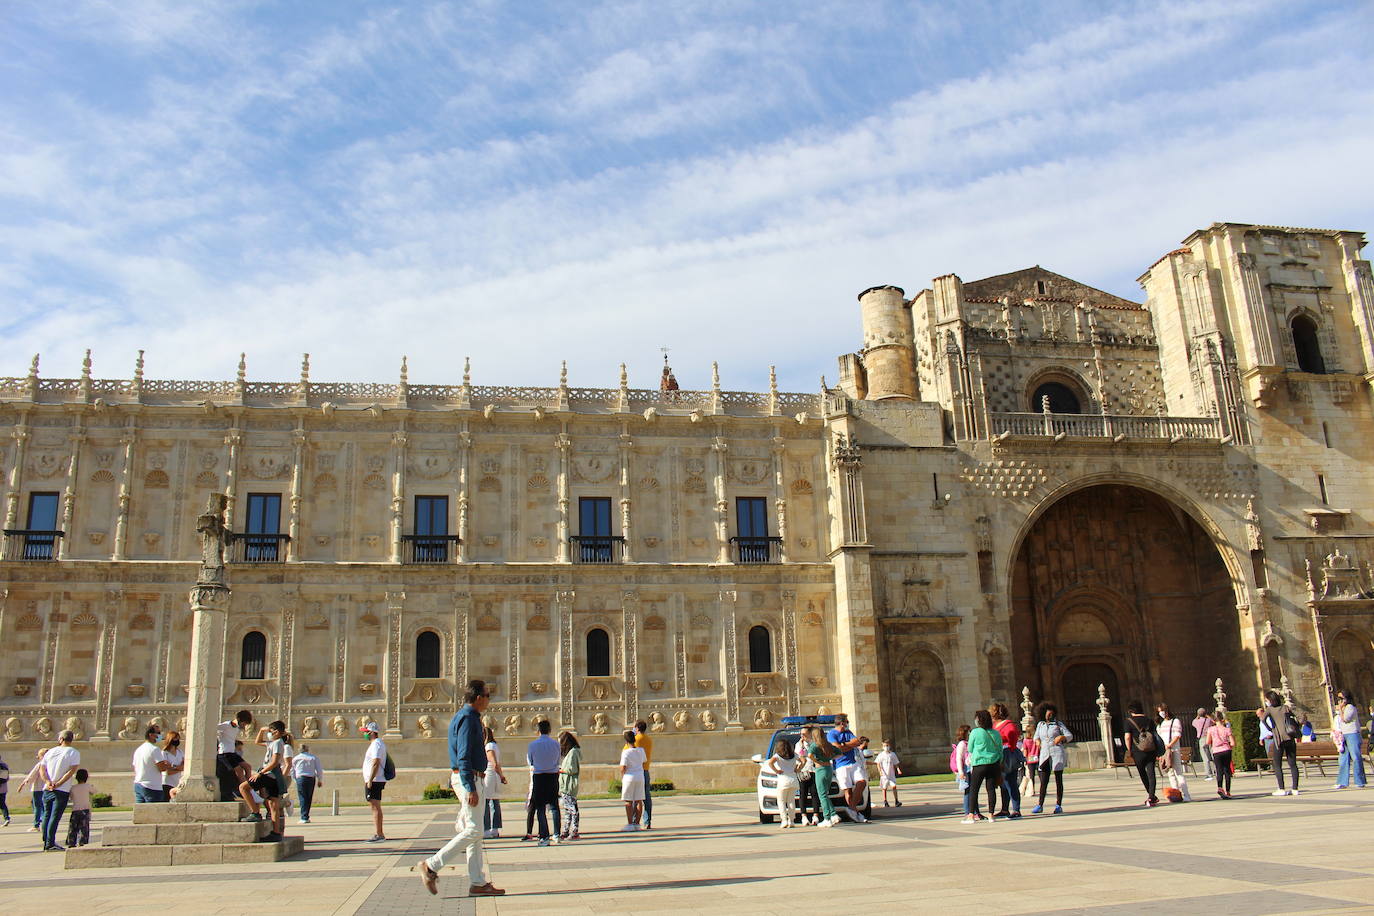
[
  {"x1": 417, "y1": 861, "x2": 438, "y2": 896},
  {"x1": 469, "y1": 883, "x2": 506, "y2": 896}
]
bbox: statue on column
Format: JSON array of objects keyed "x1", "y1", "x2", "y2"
[{"x1": 196, "y1": 494, "x2": 230, "y2": 587}]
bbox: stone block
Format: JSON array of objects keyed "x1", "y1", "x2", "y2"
[
  {"x1": 172, "y1": 844, "x2": 224, "y2": 865},
  {"x1": 201, "y1": 821, "x2": 265, "y2": 844},
  {"x1": 132, "y1": 804, "x2": 186, "y2": 825},
  {"x1": 100, "y1": 825, "x2": 160, "y2": 846},
  {"x1": 120, "y1": 845, "x2": 173, "y2": 866},
  {"x1": 155, "y1": 824, "x2": 204, "y2": 845},
  {"x1": 64, "y1": 846, "x2": 123, "y2": 869},
  {"x1": 183, "y1": 802, "x2": 246, "y2": 823},
  {"x1": 221, "y1": 836, "x2": 302, "y2": 863}
]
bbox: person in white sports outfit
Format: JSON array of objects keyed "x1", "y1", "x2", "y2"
[
  {"x1": 416, "y1": 680, "x2": 504, "y2": 899},
  {"x1": 765, "y1": 737, "x2": 801, "y2": 828},
  {"x1": 1156, "y1": 703, "x2": 1192, "y2": 801}
]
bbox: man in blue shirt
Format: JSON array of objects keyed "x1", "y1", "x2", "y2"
[
  {"x1": 525, "y1": 720, "x2": 562, "y2": 845},
  {"x1": 417, "y1": 680, "x2": 504, "y2": 898},
  {"x1": 827, "y1": 713, "x2": 870, "y2": 823}
]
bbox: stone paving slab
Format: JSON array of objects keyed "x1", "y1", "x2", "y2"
[{"x1": 0, "y1": 771, "x2": 1372, "y2": 914}]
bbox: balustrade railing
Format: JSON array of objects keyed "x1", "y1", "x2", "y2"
[
  {"x1": 3, "y1": 529, "x2": 63, "y2": 561},
  {"x1": 988, "y1": 411, "x2": 1221, "y2": 441}
]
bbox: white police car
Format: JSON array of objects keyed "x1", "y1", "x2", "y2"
[{"x1": 751, "y1": 715, "x2": 873, "y2": 823}]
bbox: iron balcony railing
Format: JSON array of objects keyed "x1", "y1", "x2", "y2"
[
  {"x1": 570, "y1": 535, "x2": 625, "y2": 564},
  {"x1": 3, "y1": 529, "x2": 64, "y2": 561},
  {"x1": 400, "y1": 534, "x2": 461, "y2": 564},
  {"x1": 229, "y1": 532, "x2": 290, "y2": 563},
  {"x1": 730, "y1": 536, "x2": 783, "y2": 564}
]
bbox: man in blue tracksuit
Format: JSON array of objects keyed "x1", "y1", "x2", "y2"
[{"x1": 417, "y1": 680, "x2": 505, "y2": 898}]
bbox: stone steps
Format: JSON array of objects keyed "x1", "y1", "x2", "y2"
[
  {"x1": 63, "y1": 800, "x2": 305, "y2": 869},
  {"x1": 66, "y1": 835, "x2": 304, "y2": 868}
]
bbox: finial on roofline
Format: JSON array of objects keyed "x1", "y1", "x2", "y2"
[
  {"x1": 301, "y1": 353, "x2": 310, "y2": 385},
  {"x1": 237, "y1": 353, "x2": 246, "y2": 385}
]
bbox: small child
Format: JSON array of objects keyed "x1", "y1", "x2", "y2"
[
  {"x1": 952, "y1": 725, "x2": 971, "y2": 817},
  {"x1": 874, "y1": 739, "x2": 902, "y2": 807},
  {"x1": 66, "y1": 769, "x2": 93, "y2": 847}
]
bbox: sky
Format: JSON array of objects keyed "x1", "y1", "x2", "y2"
[{"x1": 2, "y1": 0, "x2": 1372, "y2": 393}]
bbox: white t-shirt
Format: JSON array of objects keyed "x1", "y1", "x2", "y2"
[
  {"x1": 770, "y1": 752, "x2": 800, "y2": 779},
  {"x1": 363, "y1": 738, "x2": 388, "y2": 783},
  {"x1": 217, "y1": 721, "x2": 241, "y2": 755},
  {"x1": 261, "y1": 738, "x2": 285, "y2": 773},
  {"x1": 1339, "y1": 705, "x2": 1360, "y2": 735},
  {"x1": 292, "y1": 753, "x2": 322, "y2": 780},
  {"x1": 483, "y1": 741, "x2": 502, "y2": 796},
  {"x1": 619, "y1": 746, "x2": 647, "y2": 776},
  {"x1": 42, "y1": 745, "x2": 81, "y2": 793},
  {"x1": 132, "y1": 741, "x2": 165, "y2": 790},
  {"x1": 1157, "y1": 717, "x2": 1181, "y2": 748},
  {"x1": 280, "y1": 743, "x2": 295, "y2": 774},
  {"x1": 875, "y1": 749, "x2": 900, "y2": 779},
  {"x1": 162, "y1": 747, "x2": 185, "y2": 787}
]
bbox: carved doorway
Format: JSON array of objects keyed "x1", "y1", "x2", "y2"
[
  {"x1": 1009, "y1": 484, "x2": 1253, "y2": 719},
  {"x1": 1060, "y1": 662, "x2": 1120, "y2": 760},
  {"x1": 893, "y1": 648, "x2": 950, "y2": 757},
  {"x1": 1330, "y1": 631, "x2": 1374, "y2": 707}
]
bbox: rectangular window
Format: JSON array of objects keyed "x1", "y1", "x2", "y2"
[
  {"x1": 412, "y1": 495, "x2": 450, "y2": 562},
  {"x1": 22, "y1": 492, "x2": 60, "y2": 560},
  {"x1": 579, "y1": 497, "x2": 612, "y2": 536},
  {"x1": 243, "y1": 493, "x2": 282, "y2": 561},
  {"x1": 736, "y1": 497, "x2": 768, "y2": 538}
]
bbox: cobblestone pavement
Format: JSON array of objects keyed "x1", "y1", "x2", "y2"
[{"x1": 1, "y1": 770, "x2": 1372, "y2": 914}]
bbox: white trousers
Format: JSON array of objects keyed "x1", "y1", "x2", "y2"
[
  {"x1": 778, "y1": 776, "x2": 799, "y2": 824},
  {"x1": 427, "y1": 775, "x2": 490, "y2": 886},
  {"x1": 1163, "y1": 748, "x2": 1191, "y2": 800}
]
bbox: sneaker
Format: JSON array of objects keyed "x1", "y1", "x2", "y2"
[
  {"x1": 300, "y1": 817, "x2": 310, "y2": 824},
  {"x1": 829, "y1": 814, "x2": 841, "y2": 826},
  {"x1": 46, "y1": 843, "x2": 65, "y2": 852},
  {"x1": 482, "y1": 829, "x2": 495, "y2": 839},
  {"x1": 1008, "y1": 812, "x2": 1022, "y2": 819},
  {"x1": 550, "y1": 836, "x2": 560, "y2": 845},
  {"x1": 894, "y1": 801, "x2": 902, "y2": 808},
  {"x1": 851, "y1": 811, "x2": 868, "y2": 824},
  {"x1": 367, "y1": 834, "x2": 386, "y2": 842},
  {"x1": 883, "y1": 801, "x2": 890, "y2": 807},
  {"x1": 569, "y1": 833, "x2": 581, "y2": 840},
  {"x1": 1334, "y1": 784, "x2": 1348, "y2": 790},
  {"x1": 520, "y1": 834, "x2": 535, "y2": 842},
  {"x1": 961, "y1": 815, "x2": 977, "y2": 824},
  {"x1": 490, "y1": 830, "x2": 500, "y2": 839},
  {"x1": 818, "y1": 818, "x2": 834, "y2": 828},
  {"x1": 537, "y1": 837, "x2": 550, "y2": 847},
  {"x1": 1290, "y1": 789, "x2": 1300, "y2": 796},
  {"x1": 619, "y1": 824, "x2": 635, "y2": 832},
  {"x1": 1031, "y1": 805, "x2": 1043, "y2": 814},
  {"x1": 240, "y1": 812, "x2": 262, "y2": 823},
  {"x1": 258, "y1": 832, "x2": 282, "y2": 843},
  {"x1": 1271, "y1": 789, "x2": 1289, "y2": 797},
  {"x1": 808, "y1": 817, "x2": 818, "y2": 826},
  {"x1": 1053, "y1": 805, "x2": 1063, "y2": 814}
]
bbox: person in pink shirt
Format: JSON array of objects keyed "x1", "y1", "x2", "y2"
[{"x1": 1204, "y1": 710, "x2": 1235, "y2": 799}]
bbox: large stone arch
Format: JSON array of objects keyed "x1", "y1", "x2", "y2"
[
  {"x1": 1006, "y1": 479, "x2": 1256, "y2": 719},
  {"x1": 886, "y1": 645, "x2": 951, "y2": 757},
  {"x1": 1328, "y1": 628, "x2": 1374, "y2": 708}
]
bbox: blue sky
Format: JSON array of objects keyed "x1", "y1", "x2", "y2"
[{"x1": 2, "y1": 0, "x2": 1372, "y2": 391}]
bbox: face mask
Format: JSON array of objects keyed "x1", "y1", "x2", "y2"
[{"x1": 170, "y1": 741, "x2": 180, "y2": 748}]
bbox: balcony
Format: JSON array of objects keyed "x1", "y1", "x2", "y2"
[
  {"x1": 3, "y1": 529, "x2": 63, "y2": 561},
  {"x1": 987, "y1": 411, "x2": 1222, "y2": 442},
  {"x1": 730, "y1": 536, "x2": 783, "y2": 564},
  {"x1": 570, "y1": 535, "x2": 625, "y2": 564},
  {"x1": 400, "y1": 534, "x2": 461, "y2": 564},
  {"x1": 230, "y1": 532, "x2": 290, "y2": 563}
]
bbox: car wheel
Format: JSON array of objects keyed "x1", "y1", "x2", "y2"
[{"x1": 759, "y1": 809, "x2": 775, "y2": 824}]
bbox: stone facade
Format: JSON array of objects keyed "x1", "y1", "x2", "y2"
[{"x1": 2, "y1": 220, "x2": 1373, "y2": 780}]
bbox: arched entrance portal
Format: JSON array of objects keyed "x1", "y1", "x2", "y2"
[{"x1": 1010, "y1": 484, "x2": 1254, "y2": 723}]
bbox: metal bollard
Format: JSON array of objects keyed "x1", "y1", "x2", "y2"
[{"x1": 332, "y1": 789, "x2": 340, "y2": 816}]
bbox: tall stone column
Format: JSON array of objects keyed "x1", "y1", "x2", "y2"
[
  {"x1": 384, "y1": 590, "x2": 405, "y2": 738},
  {"x1": 93, "y1": 589, "x2": 121, "y2": 740},
  {"x1": 277, "y1": 592, "x2": 298, "y2": 725},
  {"x1": 828, "y1": 430, "x2": 879, "y2": 727},
  {"x1": 720, "y1": 588, "x2": 742, "y2": 731},
  {"x1": 619, "y1": 433, "x2": 634, "y2": 563},
  {"x1": 622, "y1": 591, "x2": 640, "y2": 724},
  {"x1": 1, "y1": 420, "x2": 31, "y2": 559},
  {"x1": 112, "y1": 424, "x2": 136, "y2": 561},
  {"x1": 222, "y1": 427, "x2": 241, "y2": 534},
  {"x1": 286, "y1": 426, "x2": 306, "y2": 561},
  {"x1": 1235, "y1": 252, "x2": 1280, "y2": 367},
  {"x1": 771, "y1": 435, "x2": 788, "y2": 562},
  {"x1": 456, "y1": 429, "x2": 471, "y2": 562},
  {"x1": 556, "y1": 431, "x2": 571, "y2": 563},
  {"x1": 178, "y1": 495, "x2": 232, "y2": 802},
  {"x1": 554, "y1": 588, "x2": 575, "y2": 727},
  {"x1": 453, "y1": 592, "x2": 471, "y2": 706},
  {"x1": 711, "y1": 434, "x2": 729, "y2": 563},
  {"x1": 389, "y1": 431, "x2": 407, "y2": 563},
  {"x1": 781, "y1": 590, "x2": 800, "y2": 715}
]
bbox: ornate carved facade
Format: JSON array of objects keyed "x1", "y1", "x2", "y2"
[{"x1": 3, "y1": 221, "x2": 1374, "y2": 772}]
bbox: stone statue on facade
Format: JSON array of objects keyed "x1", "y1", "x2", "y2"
[
  {"x1": 700, "y1": 710, "x2": 718, "y2": 731},
  {"x1": 300, "y1": 716, "x2": 320, "y2": 739},
  {"x1": 3, "y1": 717, "x2": 21, "y2": 741},
  {"x1": 329, "y1": 715, "x2": 348, "y2": 737},
  {"x1": 63, "y1": 716, "x2": 85, "y2": 741},
  {"x1": 33, "y1": 716, "x2": 53, "y2": 739},
  {"x1": 673, "y1": 710, "x2": 689, "y2": 730},
  {"x1": 648, "y1": 710, "x2": 666, "y2": 733},
  {"x1": 195, "y1": 493, "x2": 230, "y2": 587},
  {"x1": 417, "y1": 715, "x2": 437, "y2": 738},
  {"x1": 589, "y1": 712, "x2": 609, "y2": 735},
  {"x1": 118, "y1": 716, "x2": 141, "y2": 740}
]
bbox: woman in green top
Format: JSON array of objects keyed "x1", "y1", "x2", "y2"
[
  {"x1": 963, "y1": 709, "x2": 1004, "y2": 824},
  {"x1": 804, "y1": 726, "x2": 841, "y2": 827},
  {"x1": 557, "y1": 731, "x2": 581, "y2": 841}
]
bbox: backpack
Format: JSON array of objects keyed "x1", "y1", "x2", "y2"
[
  {"x1": 1131, "y1": 717, "x2": 1156, "y2": 754},
  {"x1": 382, "y1": 754, "x2": 396, "y2": 782},
  {"x1": 1277, "y1": 708, "x2": 1302, "y2": 741},
  {"x1": 949, "y1": 744, "x2": 960, "y2": 775}
]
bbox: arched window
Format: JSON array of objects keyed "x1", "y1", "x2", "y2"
[
  {"x1": 586, "y1": 628, "x2": 611, "y2": 677},
  {"x1": 240, "y1": 631, "x2": 266, "y2": 680},
  {"x1": 415, "y1": 630, "x2": 441, "y2": 679},
  {"x1": 1031, "y1": 381, "x2": 1081, "y2": 413},
  {"x1": 1291, "y1": 314, "x2": 1326, "y2": 374},
  {"x1": 748, "y1": 625, "x2": 773, "y2": 673}
]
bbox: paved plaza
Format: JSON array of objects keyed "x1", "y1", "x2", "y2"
[{"x1": 1, "y1": 770, "x2": 1371, "y2": 914}]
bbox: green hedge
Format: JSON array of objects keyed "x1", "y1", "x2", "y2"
[
  {"x1": 422, "y1": 783, "x2": 457, "y2": 800},
  {"x1": 1226, "y1": 710, "x2": 1263, "y2": 771},
  {"x1": 91, "y1": 793, "x2": 113, "y2": 808},
  {"x1": 608, "y1": 780, "x2": 674, "y2": 794}
]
